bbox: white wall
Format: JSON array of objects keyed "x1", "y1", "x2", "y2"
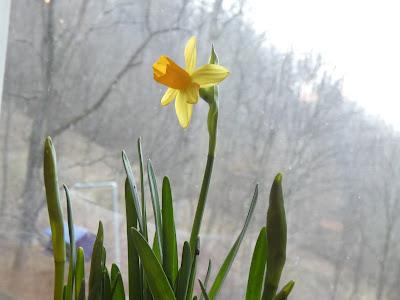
[{"x1": 0, "y1": 0, "x2": 11, "y2": 110}]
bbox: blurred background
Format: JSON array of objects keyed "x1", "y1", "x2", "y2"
[{"x1": 1, "y1": 0, "x2": 400, "y2": 299}]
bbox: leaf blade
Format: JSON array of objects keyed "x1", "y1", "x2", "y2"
[
  {"x1": 246, "y1": 227, "x2": 267, "y2": 300},
  {"x1": 88, "y1": 222, "x2": 105, "y2": 300},
  {"x1": 147, "y1": 160, "x2": 163, "y2": 261},
  {"x1": 199, "y1": 260, "x2": 212, "y2": 300},
  {"x1": 125, "y1": 178, "x2": 143, "y2": 300},
  {"x1": 130, "y1": 227, "x2": 176, "y2": 300},
  {"x1": 186, "y1": 238, "x2": 200, "y2": 300},
  {"x1": 208, "y1": 185, "x2": 259, "y2": 300},
  {"x1": 262, "y1": 174, "x2": 287, "y2": 300},
  {"x1": 75, "y1": 247, "x2": 85, "y2": 300},
  {"x1": 64, "y1": 185, "x2": 76, "y2": 300},
  {"x1": 137, "y1": 137, "x2": 148, "y2": 240},
  {"x1": 43, "y1": 136, "x2": 65, "y2": 300},
  {"x1": 162, "y1": 176, "x2": 178, "y2": 286},
  {"x1": 199, "y1": 280, "x2": 210, "y2": 300},
  {"x1": 111, "y1": 264, "x2": 126, "y2": 300},
  {"x1": 122, "y1": 151, "x2": 144, "y2": 233},
  {"x1": 176, "y1": 242, "x2": 192, "y2": 300},
  {"x1": 273, "y1": 281, "x2": 295, "y2": 300}
]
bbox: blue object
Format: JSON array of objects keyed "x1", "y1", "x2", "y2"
[
  {"x1": 43, "y1": 222, "x2": 88, "y2": 245},
  {"x1": 43, "y1": 222, "x2": 96, "y2": 260}
]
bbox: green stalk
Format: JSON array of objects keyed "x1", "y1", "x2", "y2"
[
  {"x1": 44, "y1": 136, "x2": 65, "y2": 300},
  {"x1": 189, "y1": 45, "x2": 219, "y2": 252},
  {"x1": 189, "y1": 153, "x2": 215, "y2": 250}
]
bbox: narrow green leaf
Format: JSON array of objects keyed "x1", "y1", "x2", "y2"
[
  {"x1": 75, "y1": 247, "x2": 85, "y2": 300},
  {"x1": 88, "y1": 222, "x2": 105, "y2": 300},
  {"x1": 130, "y1": 228, "x2": 176, "y2": 300},
  {"x1": 125, "y1": 178, "x2": 143, "y2": 300},
  {"x1": 64, "y1": 185, "x2": 76, "y2": 300},
  {"x1": 199, "y1": 260, "x2": 212, "y2": 300},
  {"x1": 43, "y1": 136, "x2": 65, "y2": 300},
  {"x1": 77, "y1": 279, "x2": 85, "y2": 300},
  {"x1": 137, "y1": 138, "x2": 149, "y2": 300},
  {"x1": 176, "y1": 242, "x2": 192, "y2": 300},
  {"x1": 186, "y1": 238, "x2": 200, "y2": 300},
  {"x1": 122, "y1": 151, "x2": 144, "y2": 233},
  {"x1": 246, "y1": 227, "x2": 267, "y2": 300},
  {"x1": 262, "y1": 174, "x2": 287, "y2": 300},
  {"x1": 147, "y1": 160, "x2": 163, "y2": 261},
  {"x1": 103, "y1": 268, "x2": 112, "y2": 300},
  {"x1": 153, "y1": 230, "x2": 162, "y2": 263},
  {"x1": 273, "y1": 281, "x2": 295, "y2": 300},
  {"x1": 137, "y1": 137, "x2": 148, "y2": 240},
  {"x1": 209, "y1": 185, "x2": 259, "y2": 300},
  {"x1": 162, "y1": 176, "x2": 178, "y2": 286},
  {"x1": 199, "y1": 280, "x2": 210, "y2": 300},
  {"x1": 111, "y1": 264, "x2": 125, "y2": 300},
  {"x1": 65, "y1": 188, "x2": 75, "y2": 300}
]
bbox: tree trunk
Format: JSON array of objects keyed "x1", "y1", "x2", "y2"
[{"x1": 13, "y1": 2, "x2": 55, "y2": 269}]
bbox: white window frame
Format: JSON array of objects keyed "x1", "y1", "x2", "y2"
[{"x1": 0, "y1": 0, "x2": 11, "y2": 111}]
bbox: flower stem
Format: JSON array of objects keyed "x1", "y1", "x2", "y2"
[
  {"x1": 189, "y1": 86, "x2": 218, "y2": 251},
  {"x1": 189, "y1": 151, "x2": 215, "y2": 251},
  {"x1": 189, "y1": 45, "x2": 219, "y2": 252}
]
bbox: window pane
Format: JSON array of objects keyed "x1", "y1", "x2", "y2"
[{"x1": 1, "y1": 1, "x2": 399, "y2": 299}]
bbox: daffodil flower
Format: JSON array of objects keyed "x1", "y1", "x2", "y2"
[{"x1": 153, "y1": 36, "x2": 229, "y2": 128}]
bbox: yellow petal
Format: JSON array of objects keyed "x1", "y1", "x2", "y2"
[
  {"x1": 175, "y1": 92, "x2": 193, "y2": 128},
  {"x1": 184, "y1": 36, "x2": 197, "y2": 73},
  {"x1": 161, "y1": 88, "x2": 178, "y2": 106},
  {"x1": 191, "y1": 64, "x2": 229, "y2": 87},
  {"x1": 181, "y1": 83, "x2": 199, "y2": 104}
]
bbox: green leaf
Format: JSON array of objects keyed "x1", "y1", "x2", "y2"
[
  {"x1": 147, "y1": 160, "x2": 163, "y2": 261},
  {"x1": 103, "y1": 268, "x2": 112, "y2": 300},
  {"x1": 75, "y1": 247, "x2": 85, "y2": 300},
  {"x1": 130, "y1": 228, "x2": 176, "y2": 300},
  {"x1": 77, "y1": 279, "x2": 85, "y2": 300},
  {"x1": 64, "y1": 185, "x2": 76, "y2": 300},
  {"x1": 273, "y1": 281, "x2": 295, "y2": 300},
  {"x1": 43, "y1": 136, "x2": 65, "y2": 300},
  {"x1": 122, "y1": 151, "x2": 144, "y2": 233},
  {"x1": 111, "y1": 264, "x2": 125, "y2": 300},
  {"x1": 137, "y1": 138, "x2": 150, "y2": 300},
  {"x1": 162, "y1": 176, "x2": 178, "y2": 286},
  {"x1": 246, "y1": 227, "x2": 267, "y2": 300},
  {"x1": 262, "y1": 174, "x2": 287, "y2": 300},
  {"x1": 153, "y1": 230, "x2": 162, "y2": 263},
  {"x1": 209, "y1": 185, "x2": 259, "y2": 300},
  {"x1": 199, "y1": 260, "x2": 212, "y2": 300},
  {"x1": 198, "y1": 280, "x2": 210, "y2": 300},
  {"x1": 137, "y1": 137, "x2": 148, "y2": 240},
  {"x1": 186, "y1": 238, "x2": 200, "y2": 300},
  {"x1": 176, "y1": 242, "x2": 192, "y2": 300},
  {"x1": 88, "y1": 222, "x2": 106, "y2": 300},
  {"x1": 124, "y1": 178, "x2": 143, "y2": 300}
]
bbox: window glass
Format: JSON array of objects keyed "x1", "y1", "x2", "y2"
[{"x1": 1, "y1": 1, "x2": 399, "y2": 299}]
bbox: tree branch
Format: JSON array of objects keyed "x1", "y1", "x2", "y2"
[{"x1": 51, "y1": 27, "x2": 180, "y2": 137}]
